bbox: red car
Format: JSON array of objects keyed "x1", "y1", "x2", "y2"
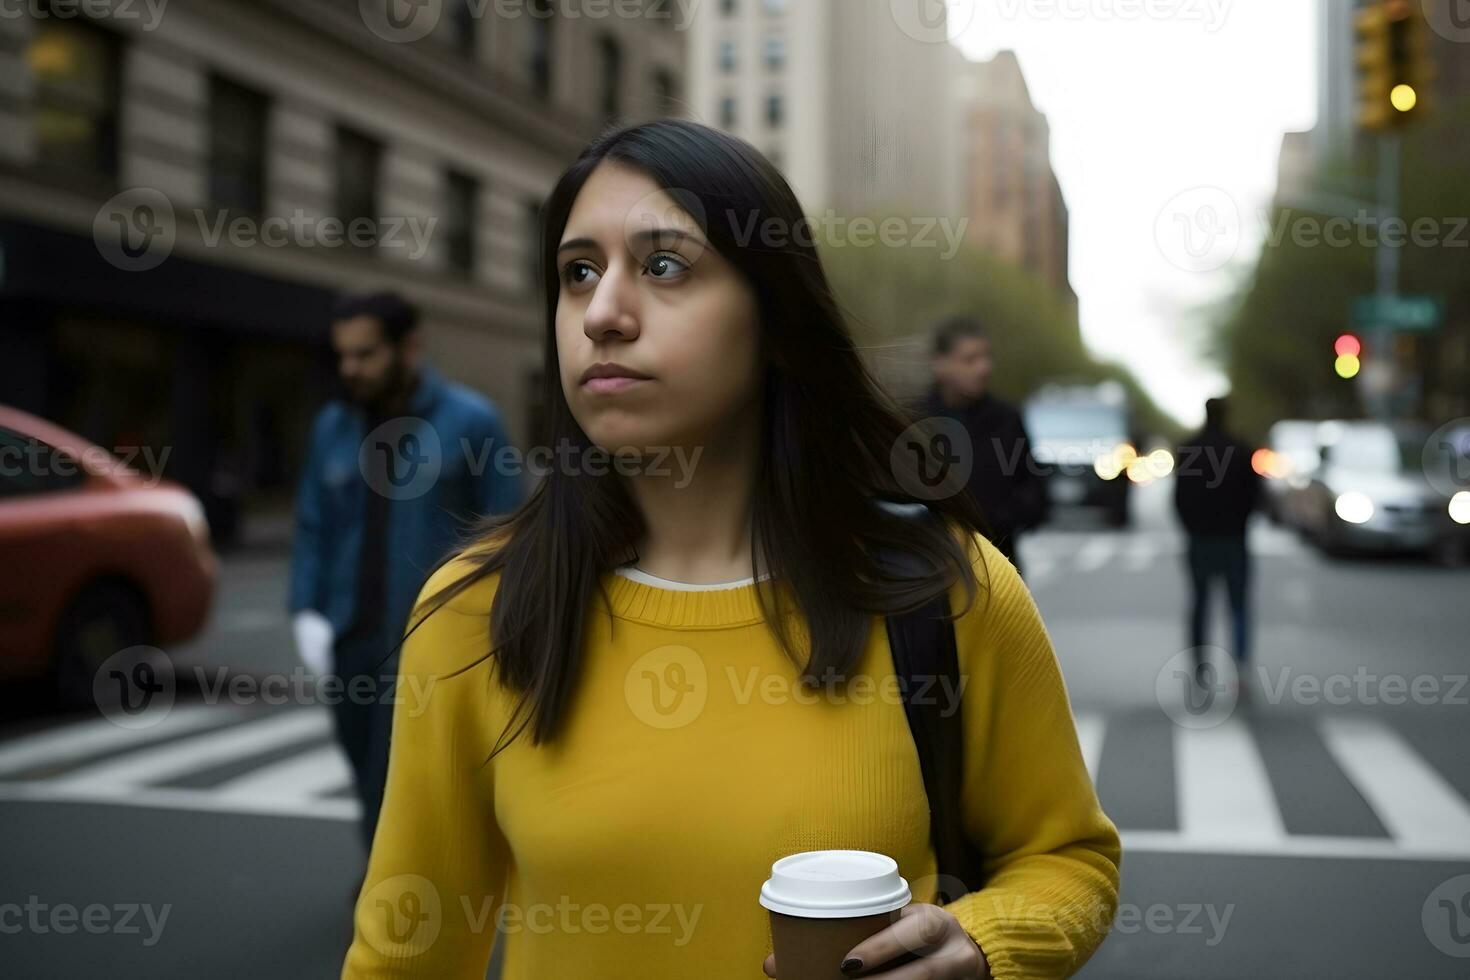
[{"x1": 0, "y1": 406, "x2": 216, "y2": 704}]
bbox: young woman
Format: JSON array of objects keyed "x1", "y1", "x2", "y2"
[{"x1": 341, "y1": 119, "x2": 1119, "y2": 979}]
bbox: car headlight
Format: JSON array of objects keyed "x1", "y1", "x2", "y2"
[
  {"x1": 1094, "y1": 443, "x2": 1135, "y2": 481},
  {"x1": 1450, "y1": 491, "x2": 1470, "y2": 526},
  {"x1": 1334, "y1": 491, "x2": 1374, "y2": 525}
]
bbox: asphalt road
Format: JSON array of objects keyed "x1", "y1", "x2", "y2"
[
  {"x1": 2, "y1": 479, "x2": 1468, "y2": 978},
  {"x1": 1030, "y1": 481, "x2": 1470, "y2": 979}
]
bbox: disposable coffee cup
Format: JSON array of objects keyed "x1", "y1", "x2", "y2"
[{"x1": 760, "y1": 850, "x2": 912, "y2": 980}]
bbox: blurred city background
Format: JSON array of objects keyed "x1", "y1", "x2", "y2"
[{"x1": 1, "y1": 0, "x2": 1469, "y2": 978}]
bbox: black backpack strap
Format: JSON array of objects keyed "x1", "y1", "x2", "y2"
[{"x1": 877, "y1": 510, "x2": 984, "y2": 905}]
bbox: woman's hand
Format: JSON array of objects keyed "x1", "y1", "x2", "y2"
[{"x1": 762, "y1": 903, "x2": 990, "y2": 978}]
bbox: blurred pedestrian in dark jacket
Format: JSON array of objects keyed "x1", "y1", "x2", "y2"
[
  {"x1": 288, "y1": 291, "x2": 523, "y2": 854},
  {"x1": 1173, "y1": 396, "x2": 1261, "y2": 694},
  {"x1": 917, "y1": 316, "x2": 1049, "y2": 576}
]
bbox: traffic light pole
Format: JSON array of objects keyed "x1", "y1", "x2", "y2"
[
  {"x1": 1368, "y1": 130, "x2": 1402, "y2": 421},
  {"x1": 1375, "y1": 131, "x2": 1400, "y2": 299}
]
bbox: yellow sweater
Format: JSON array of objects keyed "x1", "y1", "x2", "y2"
[{"x1": 341, "y1": 532, "x2": 1120, "y2": 979}]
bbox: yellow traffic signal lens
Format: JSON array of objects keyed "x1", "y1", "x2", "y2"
[
  {"x1": 1336, "y1": 354, "x2": 1362, "y2": 379},
  {"x1": 1391, "y1": 84, "x2": 1418, "y2": 112}
]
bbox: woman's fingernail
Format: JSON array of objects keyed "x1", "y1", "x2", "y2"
[{"x1": 841, "y1": 958, "x2": 863, "y2": 976}]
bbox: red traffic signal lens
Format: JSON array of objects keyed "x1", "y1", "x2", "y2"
[{"x1": 1335, "y1": 334, "x2": 1363, "y2": 357}]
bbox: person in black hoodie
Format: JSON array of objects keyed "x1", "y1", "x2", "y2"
[
  {"x1": 1173, "y1": 397, "x2": 1262, "y2": 693},
  {"x1": 917, "y1": 316, "x2": 1049, "y2": 576}
]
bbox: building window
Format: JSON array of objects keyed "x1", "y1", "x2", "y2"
[
  {"x1": 598, "y1": 35, "x2": 622, "y2": 123},
  {"x1": 445, "y1": 171, "x2": 479, "y2": 277},
  {"x1": 719, "y1": 39, "x2": 737, "y2": 73},
  {"x1": 765, "y1": 93, "x2": 783, "y2": 128},
  {"x1": 209, "y1": 76, "x2": 269, "y2": 214},
  {"x1": 719, "y1": 96, "x2": 737, "y2": 128},
  {"x1": 448, "y1": 0, "x2": 478, "y2": 56},
  {"x1": 27, "y1": 16, "x2": 121, "y2": 179},
  {"x1": 763, "y1": 36, "x2": 785, "y2": 70},
  {"x1": 527, "y1": 0, "x2": 554, "y2": 99},
  {"x1": 652, "y1": 68, "x2": 678, "y2": 114},
  {"x1": 525, "y1": 198, "x2": 543, "y2": 291},
  {"x1": 336, "y1": 127, "x2": 381, "y2": 250}
]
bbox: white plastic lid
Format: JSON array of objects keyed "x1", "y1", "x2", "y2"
[{"x1": 759, "y1": 850, "x2": 912, "y2": 919}]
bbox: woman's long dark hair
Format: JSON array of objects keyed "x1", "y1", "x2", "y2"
[{"x1": 408, "y1": 119, "x2": 993, "y2": 760}]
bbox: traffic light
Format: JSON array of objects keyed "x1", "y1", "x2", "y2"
[
  {"x1": 1355, "y1": 0, "x2": 1435, "y2": 132},
  {"x1": 1335, "y1": 333, "x2": 1362, "y2": 379}
]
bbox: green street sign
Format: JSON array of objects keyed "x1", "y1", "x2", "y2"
[{"x1": 1352, "y1": 295, "x2": 1443, "y2": 332}]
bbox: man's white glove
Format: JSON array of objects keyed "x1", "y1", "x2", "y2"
[{"x1": 292, "y1": 609, "x2": 335, "y2": 676}]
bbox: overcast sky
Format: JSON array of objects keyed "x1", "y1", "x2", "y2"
[{"x1": 948, "y1": 0, "x2": 1319, "y2": 427}]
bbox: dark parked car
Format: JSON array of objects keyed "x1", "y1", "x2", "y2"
[
  {"x1": 1024, "y1": 382, "x2": 1135, "y2": 528},
  {"x1": 1298, "y1": 420, "x2": 1470, "y2": 565}
]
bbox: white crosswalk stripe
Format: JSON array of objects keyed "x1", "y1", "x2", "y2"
[
  {"x1": 1122, "y1": 536, "x2": 1161, "y2": 571},
  {"x1": 1318, "y1": 716, "x2": 1470, "y2": 855},
  {"x1": 1022, "y1": 550, "x2": 1057, "y2": 588},
  {"x1": 214, "y1": 743, "x2": 353, "y2": 803},
  {"x1": 1074, "y1": 535, "x2": 1117, "y2": 572},
  {"x1": 1174, "y1": 718, "x2": 1287, "y2": 846},
  {"x1": 0, "y1": 703, "x2": 245, "y2": 777},
  {"x1": 1069, "y1": 711, "x2": 1470, "y2": 862},
  {"x1": 0, "y1": 707, "x2": 352, "y2": 820},
  {"x1": 1021, "y1": 526, "x2": 1309, "y2": 579},
  {"x1": 51, "y1": 709, "x2": 332, "y2": 793},
  {"x1": 3, "y1": 706, "x2": 1467, "y2": 862},
  {"x1": 1072, "y1": 712, "x2": 1106, "y2": 781}
]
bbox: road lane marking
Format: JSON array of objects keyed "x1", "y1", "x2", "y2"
[
  {"x1": 213, "y1": 744, "x2": 353, "y2": 802},
  {"x1": 1075, "y1": 536, "x2": 1116, "y2": 573},
  {"x1": 1022, "y1": 552, "x2": 1057, "y2": 589},
  {"x1": 1122, "y1": 538, "x2": 1157, "y2": 572},
  {"x1": 1120, "y1": 830, "x2": 1470, "y2": 862},
  {"x1": 1318, "y1": 715, "x2": 1470, "y2": 855},
  {"x1": 1175, "y1": 718, "x2": 1286, "y2": 846},
  {"x1": 1073, "y1": 712, "x2": 1105, "y2": 782},
  {"x1": 50, "y1": 710, "x2": 331, "y2": 793},
  {"x1": 1248, "y1": 526, "x2": 1301, "y2": 556},
  {"x1": 2, "y1": 782, "x2": 1463, "y2": 859},
  {"x1": 0, "y1": 780, "x2": 359, "y2": 821},
  {"x1": 0, "y1": 704, "x2": 244, "y2": 778}
]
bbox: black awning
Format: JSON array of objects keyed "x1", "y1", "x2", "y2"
[{"x1": 0, "y1": 218, "x2": 335, "y2": 343}]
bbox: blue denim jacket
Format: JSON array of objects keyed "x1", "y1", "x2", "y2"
[{"x1": 287, "y1": 366, "x2": 523, "y2": 644}]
